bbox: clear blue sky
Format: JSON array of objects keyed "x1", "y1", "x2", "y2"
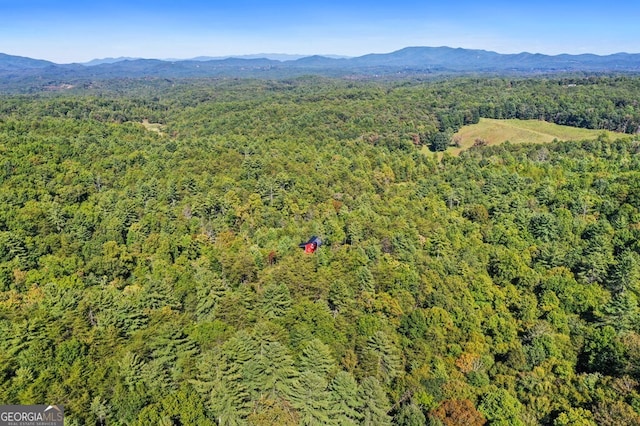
[{"x1": 1, "y1": 0, "x2": 638, "y2": 63}]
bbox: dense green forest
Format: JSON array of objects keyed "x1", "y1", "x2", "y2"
[{"x1": 2, "y1": 76, "x2": 640, "y2": 425}]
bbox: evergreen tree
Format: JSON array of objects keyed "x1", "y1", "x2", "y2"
[
  {"x1": 298, "y1": 338, "x2": 336, "y2": 377},
  {"x1": 194, "y1": 332, "x2": 256, "y2": 424},
  {"x1": 245, "y1": 341, "x2": 298, "y2": 400},
  {"x1": 607, "y1": 251, "x2": 640, "y2": 295},
  {"x1": 602, "y1": 291, "x2": 640, "y2": 331},
  {"x1": 395, "y1": 403, "x2": 427, "y2": 426},
  {"x1": 259, "y1": 282, "x2": 292, "y2": 319},
  {"x1": 291, "y1": 371, "x2": 335, "y2": 426},
  {"x1": 329, "y1": 371, "x2": 363, "y2": 426},
  {"x1": 358, "y1": 377, "x2": 392, "y2": 426},
  {"x1": 366, "y1": 331, "x2": 403, "y2": 384}
]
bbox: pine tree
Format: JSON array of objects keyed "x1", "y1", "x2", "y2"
[
  {"x1": 394, "y1": 403, "x2": 427, "y2": 426},
  {"x1": 299, "y1": 338, "x2": 336, "y2": 377},
  {"x1": 146, "y1": 320, "x2": 199, "y2": 385},
  {"x1": 602, "y1": 291, "x2": 640, "y2": 331},
  {"x1": 90, "y1": 396, "x2": 109, "y2": 426},
  {"x1": 607, "y1": 251, "x2": 640, "y2": 294},
  {"x1": 118, "y1": 351, "x2": 144, "y2": 390},
  {"x1": 328, "y1": 280, "x2": 354, "y2": 313},
  {"x1": 260, "y1": 282, "x2": 292, "y2": 319},
  {"x1": 358, "y1": 266, "x2": 375, "y2": 293},
  {"x1": 212, "y1": 373, "x2": 252, "y2": 426},
  {"x1": 245, "y1": 341, "x2": 298, "y2": 401},
  {"x1": 329, "y1": 371, "x2": 363, "y2": 426},
  {"x1": 291, "y1": 371, "x2": 335, "y2": 425},
  {"x1": 358, "y1": 377, "x2": 392, "y2": 426},
  {"x1": 194, "y1": 267, "x2": 227, "y2": 321},
  {"x1": 367, "y1": 331, "x2": 403, "y2": 384},
  {"x1": 194, "y1": 332, "x2": 256, "y2": 424}
]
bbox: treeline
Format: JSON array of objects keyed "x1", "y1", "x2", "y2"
[
  {"x1": 3, "y1": 75, "x2": 640, "y2": 144},
  {"x1": 1, "y1": 76, "x2": 640, "y2": 425}
]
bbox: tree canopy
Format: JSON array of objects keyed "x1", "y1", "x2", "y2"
[{"x1": 2, "y1": 75, "x2": 640, "y2": 424}]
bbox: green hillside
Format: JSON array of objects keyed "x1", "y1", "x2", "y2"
[
  {"x1": 2, "y1": 76, "x2": 640, "y2": 425},
  {"x1": 450, "y1": 118, "x2": 620, "y2": 154}
]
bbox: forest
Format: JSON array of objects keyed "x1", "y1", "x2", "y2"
[{"x1": 1, "y1": 75, "x2": 640, "y2": 425}]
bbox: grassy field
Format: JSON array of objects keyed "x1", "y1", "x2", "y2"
[
  {"x1": 443, "y1": 118, "x2": 619, "y2": 155},
  {"x1": 141, "y1": 119, "x2": 164, "y2": 134}
]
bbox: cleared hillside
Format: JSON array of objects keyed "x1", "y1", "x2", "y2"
[{"x1": 450, "y1": 118, "x2": 620, "y2": 155}]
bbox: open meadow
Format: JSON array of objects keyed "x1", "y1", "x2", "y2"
[{"x1": 448, "y1": 118, "x2": 621, "y2": 155}]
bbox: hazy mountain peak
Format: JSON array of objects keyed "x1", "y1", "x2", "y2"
[{"x1": 82, "y1": 57, "x2": 143, "y2": 66}]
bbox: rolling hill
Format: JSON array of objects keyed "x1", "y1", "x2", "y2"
[
  {"x1": 2, "y1": 46, "x2": 640, "y2": 91},
  {"x1": 449, "y1": 118, "x2": 620, "y2": 155}
]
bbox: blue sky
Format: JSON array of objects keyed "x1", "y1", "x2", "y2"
[{"x1": 1, "y1": 0, "x2": 639, "y2": 63}]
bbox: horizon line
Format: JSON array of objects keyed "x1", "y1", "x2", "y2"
[{"x1": 2, "y1": 45, "x2": 639, "y2": 66}]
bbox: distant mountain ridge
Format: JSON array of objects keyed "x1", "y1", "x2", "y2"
[
  {"x1": 0, "y1": 52, "x2": 56, "y2": 69},
  {"x1": 86, "y1": 53, "x2": 349, "y2": 64},
  {"x1": 2, "y1": 46, "x2": 640, "y2": 90},
  {"x1": 83, "y1": 57, "x2": 144, "y2": 66}
]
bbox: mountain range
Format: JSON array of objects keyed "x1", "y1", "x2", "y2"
[{"x1": 2, "y1": 46, "x2": 640, "y2": 90}]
